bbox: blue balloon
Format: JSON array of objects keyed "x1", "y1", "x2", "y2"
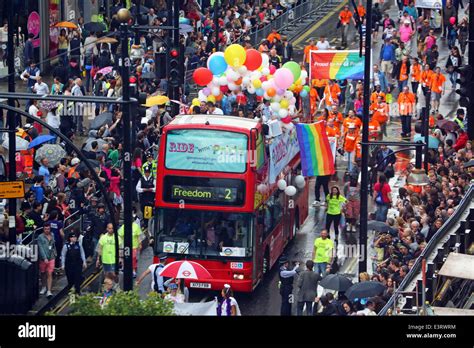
[
  {"x1": 300, "y1": 89, "x2": 308, "y2": 98},
  {"x1": 208, "y1": 55, "x2": 228, "y2": 76},
  {"x1": 256, "y1": 88, "x2": 264, "y2": 96}
]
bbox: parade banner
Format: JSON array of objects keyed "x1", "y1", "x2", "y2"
[
  {"x1": 269, "y1": 127, "x2": 300, "y2": 184},
  {"x1": 415, "y1": 0, "x2": 442, "y2": 8},
  {"x1": 310, "y1": 50, "x2": 365, "y2": 81}
]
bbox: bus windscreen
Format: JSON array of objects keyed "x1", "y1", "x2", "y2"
[{"x1": 165, "y1": 129, "x2": 248, "y2": 173}]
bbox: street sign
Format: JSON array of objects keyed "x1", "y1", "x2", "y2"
[{"x1": 0, "y1": 181, "x2": 25, "y2": 199}]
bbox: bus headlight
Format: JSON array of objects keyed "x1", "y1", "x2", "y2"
[{"x1": 233, "y1": 274, "x2": 244, "y2": 280}]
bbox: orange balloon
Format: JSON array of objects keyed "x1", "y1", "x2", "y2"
[
  {"x1": 294, "y1": 84, "x2": 303, "y2": 93},
  {"x1": 235, "y1": 77, "x2": 243, "y2": 85},
  {"x1": 215, "y1": 93, "x2": 223, "y2": 101},
  {"x1": 267, "y1": 87, "x2": 276, "y2": 97}
]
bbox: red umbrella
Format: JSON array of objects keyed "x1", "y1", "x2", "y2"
[{"x1": 159, "y1": 260, "x2": 212, "y2": 280}]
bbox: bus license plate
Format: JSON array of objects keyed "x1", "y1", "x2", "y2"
[{"x1": 190, "y1": 282, "x2": 211, "y2": 289}]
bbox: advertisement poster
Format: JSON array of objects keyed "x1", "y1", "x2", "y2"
[
  {"x1": 49, "y1": 0, "x2": 60, "y2": 62},
  {"x1": 27, "y1": 11, "x2": 41, "y2": 48},
  {"x1": 310, "y1": 50, "x2": 365, "y2": 81},
  {"x1": 165, "y1": 129, "x2": 248, "y2": 173},
  {"x1": 269, "y1": 127, "x2": 300, "y2": 184}
]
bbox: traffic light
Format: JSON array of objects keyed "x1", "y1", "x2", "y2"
[
  {"x1": 168, "y1": 47, "x2": 180, "y2": 88},
  {"x1": 455, "y1": 65, "x2": 474, "y2": 108}
]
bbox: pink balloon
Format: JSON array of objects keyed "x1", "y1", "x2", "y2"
[
  {"x1": 202, "y1": 87, "x2": 211, "y2": 96},
  {"x1": 449, "y1": 16, "x2": 456, "y2": 25},
  {"x1": 269, "y1": 65, "x2": 277, "y2": 74},
  {"x1": 281, "y1": 116, "x2": 292, "y2": 124},
  {"x1": 274, "y1": 68, "x2": 294, "y2": 89},
  {"x1": 260, "y1": 76, "x2": 267, "y2": 82}
]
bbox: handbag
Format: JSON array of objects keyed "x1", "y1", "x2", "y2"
[{"x1": 384, "y1": 165, "x2": 394, "y2": 179}]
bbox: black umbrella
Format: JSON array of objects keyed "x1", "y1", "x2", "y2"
[
  {"x1": 436, "y1": 119, "x2": 459, "y2": 132},
  {"x1": 90, "y1": 112, "x2": 113, "y2": 130},
  {"x1": 464, "y1": 159, "x2": 474, "y2": 168},
  {"x1": 319, "y1": 274, "x2": 353, "y2": 291},
  {"x1": 77, "y1": 159, "x2": 100, "y2": 172},
  {"x1": 345, "y1": 281, "x2": 386, "y2": 300},
  {"x1": 367, "y1": 220, "x2": 398, "y2": 235},
  {"x1": 84, "y1": 22, "x2": 107, "y2": 33}
]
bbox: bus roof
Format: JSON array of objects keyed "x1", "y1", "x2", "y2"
[{"x1": 169, "y1": 114, "x2": 260, "y2": 131}]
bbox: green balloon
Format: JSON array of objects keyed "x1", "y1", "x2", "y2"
[
  {"x1": 283, "y1": 61, "x2": 301, "y2": 82},
  {"x1": 303, "y1": 85, "x2": 310, "y2": 92}
]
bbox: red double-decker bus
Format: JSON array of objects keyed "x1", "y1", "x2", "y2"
[{"x1": 153, "y1": 114, "x2": 309, "y2": 292}]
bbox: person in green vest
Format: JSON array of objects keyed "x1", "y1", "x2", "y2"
[
  {"x1": 107, "y1": 140, "x2": 121, "y2": 167},
  {"x1": 97, "y1": 223, "x2": 117, "y2": 274},
  {"x1": 118, "y1": 221, "x2": 142, "y2": 277},
  {"x1": 312, "y1": 229, "x2": 334, "y2": 277},
  {"x1": 325, "y1": 186, "x2": 347, "y2": 244},
  {"x1": 141, "y1": 152, "x2": 157, "y2": 177}
]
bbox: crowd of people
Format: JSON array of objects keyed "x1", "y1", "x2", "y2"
[{"x1": 0, "y1": 0, "x2": 472, "y2": 314}]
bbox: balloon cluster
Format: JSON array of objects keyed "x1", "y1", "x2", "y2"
[
  {"x1": 276, "y1": 175, "x2": 306, "y2": 197},
  {"x1": 192, "y1": 44, "x2": 310, "y2": 120}
]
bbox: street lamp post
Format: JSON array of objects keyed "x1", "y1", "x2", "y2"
[
  {"x1": 118, "y1": 8, "x2": 134, "y2": 292},
  {"x1": 358, "y1": 0, "x2": 372, "y2": 274}
]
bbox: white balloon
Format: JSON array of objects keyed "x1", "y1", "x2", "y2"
[
  {"x1": 300, "y1": 70, "x2": 308, "y2": 80},
  {"x1": 238, "y1": 66, "x2": 248, "y2": 75},
  {"x1": 279, "y1": 109, "x2": 288, "y2": 118},
  {"x1": 263, "y1": 93, "x2": 272, "y2": 100},
  {"x1": 284, "y1": 91, "x2": 294, "y2": 99},
  {"x1": 257, "y1": 184, "x2": 267, "y2": 194},
  {"x1": 290, "y1": 97, "x2": 296, "y2": 105},
  {"x1": 242, "y1": 76, "x2": 251, "y2": 86},
  {"x1": 228, "y1": 83, "x2": 238, "y2": 91},
  {"x1": 219, "y1": 76, "x2": 228, "y2": 85},
  {"x1": 213, "y1": 77, "x2": 220, "y2": 85},
  {"x1": 250, "y1": 71, "x2": 262, "y2": 80},
  {"x1": 284, "y1": 185, "x2": 297, "y2": 196},
  {"x1": 261, "y1": 54, "x2": 269, "y2": 68},
  {"x1": 198, "y1": 90, "x2": 206, "y2": 101},
  {"x1": 277, "y1": 179, "x2": 287, "y2": 190},
  {"x1": 247, "y1": 85, "x2": 256, "y2": 94},
  {"x1": 295, "y1": 175, "x2": 306, "y2": 188},
  {"x1": 261, "y1": 81, "x2": 271, "y2": 91},
  {"x1": 270, "y1": 102, "x2": 281, "y2": 112},
  {"x1": 212, "y1": 86, "x2": 221, "y2": 96},
  {"x1": 288, "y1": 105, "x2": 296, "y2": 115},
  {"x1": 300, "y1": 78, "x2": 306, "y2": 85},
  {"x1": 261, "y1": 67, "x2": 270, "y2": 76},
  {"x1": 273, "y1": 94, "x2": 282, "y2": 102}
]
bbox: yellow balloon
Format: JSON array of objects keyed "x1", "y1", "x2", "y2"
[
  {"x1": 224, "y1": 44, "x2": 246, "y2": 68},
  {"x1": 192, "y1": 98, "x2": 200, "y2": 106},
  {"x1": 280, "y1": 99, "x2": 289, "y2": 109},
  {"x1": 253, "y1": 79, "x2": 262, "y2": 88},
  {"x1": 207, "y1": 95, "x2": 216, "y2": 103},
  {"x1": 289, "y1": 84, "x2": 295, "y2": 91}
]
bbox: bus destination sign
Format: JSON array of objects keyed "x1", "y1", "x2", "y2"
[{"x1": 171, "y1": 185, "x2": 238, "y2": 203}]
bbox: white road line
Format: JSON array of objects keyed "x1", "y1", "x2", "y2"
[{"x1": 200, "y1": 296, "x2": 210, "y2": 303}]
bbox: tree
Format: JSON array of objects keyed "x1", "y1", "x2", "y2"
[{"x1": 68, "y1": 291, "x2": 175, "y2": 316}]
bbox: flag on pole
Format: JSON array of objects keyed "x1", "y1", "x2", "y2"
[{"x1": 295, "y1": 121, "x2": 335, "y2": 177}]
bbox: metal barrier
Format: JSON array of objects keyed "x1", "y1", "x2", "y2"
[{"x1": 378, "y1": 184, "x2": 474, "y2": 315}]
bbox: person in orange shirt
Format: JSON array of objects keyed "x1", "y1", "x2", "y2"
[
  {"x1": 316, "y1": 108, "x2": 330, "y2": 122},
  {"x1": 329, "y1": 104, "x2": 344, "y2": 130},
  {"x1": 326, "y1": 118, "x2": 341, "y2": 138},
  {"x1": 266, "y1": 28, "x2": 281, "y2": 44},
  {"x1": 420, "y1": 63, "x2": 433, "y2": 97},
  {"x1": 303, "y1": 39, "x2": 317, "y2": 72},
  {"x1": 395, "y1": 56, "x2": 410, "y2": 93},
  {"x1": 323, "y1": 80, "x2": 341, "y2": 108},
  {"x1": 357, "y1": 1, "x2": 366, "y2": 20},
  {"x1": 339, "y1": 5, "x2": 356, "y2": 47},
  {"x1": 312, "y1": 78, "x2": 328, "y2": 100},
  {"x1": 370, "y1": 85, "x2": 386, "y2": 103},
  {"x1": 342, "y1": 125, "x2": 360, "y2": 171},
  {"x1": 370, "y1": 95, "x2": 389, "y2": 138},
  {"x1": 309, "y1": 87, "x2": 320, "y2": 118},
  {"x1": 397, "y1": 86, "x2": 416, "y2": 137},
  {"x1": 342, "y1": 110, "x2": 362, "y2": 133},
  {"x1": 368, "y1": 118, "x2": 381, "y2": 140},
  {"x1": 429, "y1": 66, "x2": 446, "y2": 113},
  {"x1": 410, "y1": 57, "x2": 422, "y2": 95}
]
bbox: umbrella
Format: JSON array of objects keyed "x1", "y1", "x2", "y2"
[
  {"x1": 345, "y1": 281, "x2": 386, "y2": 300},
  {"x1": 39, "y1": 100, "x2": 60, "y2": 112},
  {"x1": 97, "y1": 37, "x2": 118, "y2": 44},
  {"x1": 179, "y1": 23, "x2": 194, "y2": 34},
  {"x1": 77, "y1": 159, "x2": 101, "y2": 172},
  {"x1": 53, "y1": 21, "x2": 78, "y2": 29},
  {"x1": 2, "y1": 135, "x2": 29, "y2": 151},
  {"x1": 96, "y1": 66, "x2": 113, "y2": 76},
  {"x1": 464, "y1": 159, "x2": 474, "y2": 168},
  {"x1": 90, "y1": 112, "x2": 113, "y2": 130},
  {"x1": 159, "y1": 260, "x2": 212, "y2": 280},
  {"x1": 319, "y1": 274, "x2": 354, "y2": 291},
  {"x1": 84, "y1": 22, "x2": 107, "y2": 32},
  {"x1": 34, "y1": 144, "x2": 66, "y2": 167},
  {"x1": 436, "y1": 119, "x2": 459, "y2": 132},
  {"x1": 130, "y1": 4, "x2": 149, "y2": 14},
  {"x1": 83, "y1": 137, "x2": 107, "y2": 151},
  {"x1": 143, "y1": 95, "x2": 170, "y2": 107},
  {"x1": 28, "y1": 135, "x2": 56, "y2": 149},
  {"x1": 367, "y1": 220, "x2": 398, "y2": 235}
]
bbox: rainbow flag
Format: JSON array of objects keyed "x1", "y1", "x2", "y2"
[
  {"x1": 310, "y1": 50, "x2": 365, "y2": 80},
  {"x1": 295, "y1": 122, "x2": 335, "y2": 177}
]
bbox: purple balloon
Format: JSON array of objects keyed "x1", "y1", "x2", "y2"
[
  {"x1": 277, "y1": 88, "x2": 285, "y2": 95},
  {"x1": 202, "y1": 87, "x2": 211, "y2": 96}
]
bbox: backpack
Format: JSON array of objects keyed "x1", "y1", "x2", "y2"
[
  {"x1": 375, "y1": 188, "x2": 384, "y2": 204},
  {"x1": 153, "y1": 264, "x2": 164, "y2": 293}
]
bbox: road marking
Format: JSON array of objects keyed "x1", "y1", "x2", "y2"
[
  {"x1": 200, "y1": 296, "x2": 210, "y2": 303},
  {"x1": 330, "y1": 38, "x2": 337, "y2": 43},
  {"x1": 293, "y1": 1, "x2": 348, "y2": 46}
]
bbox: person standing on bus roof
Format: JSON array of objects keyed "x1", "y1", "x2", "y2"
[
  {"x1": 279, "y1": 256, "x2": 300, "y2": 316},
  {"x1": 136, "y1": 253, "x2": 168, "y2": 295}
]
